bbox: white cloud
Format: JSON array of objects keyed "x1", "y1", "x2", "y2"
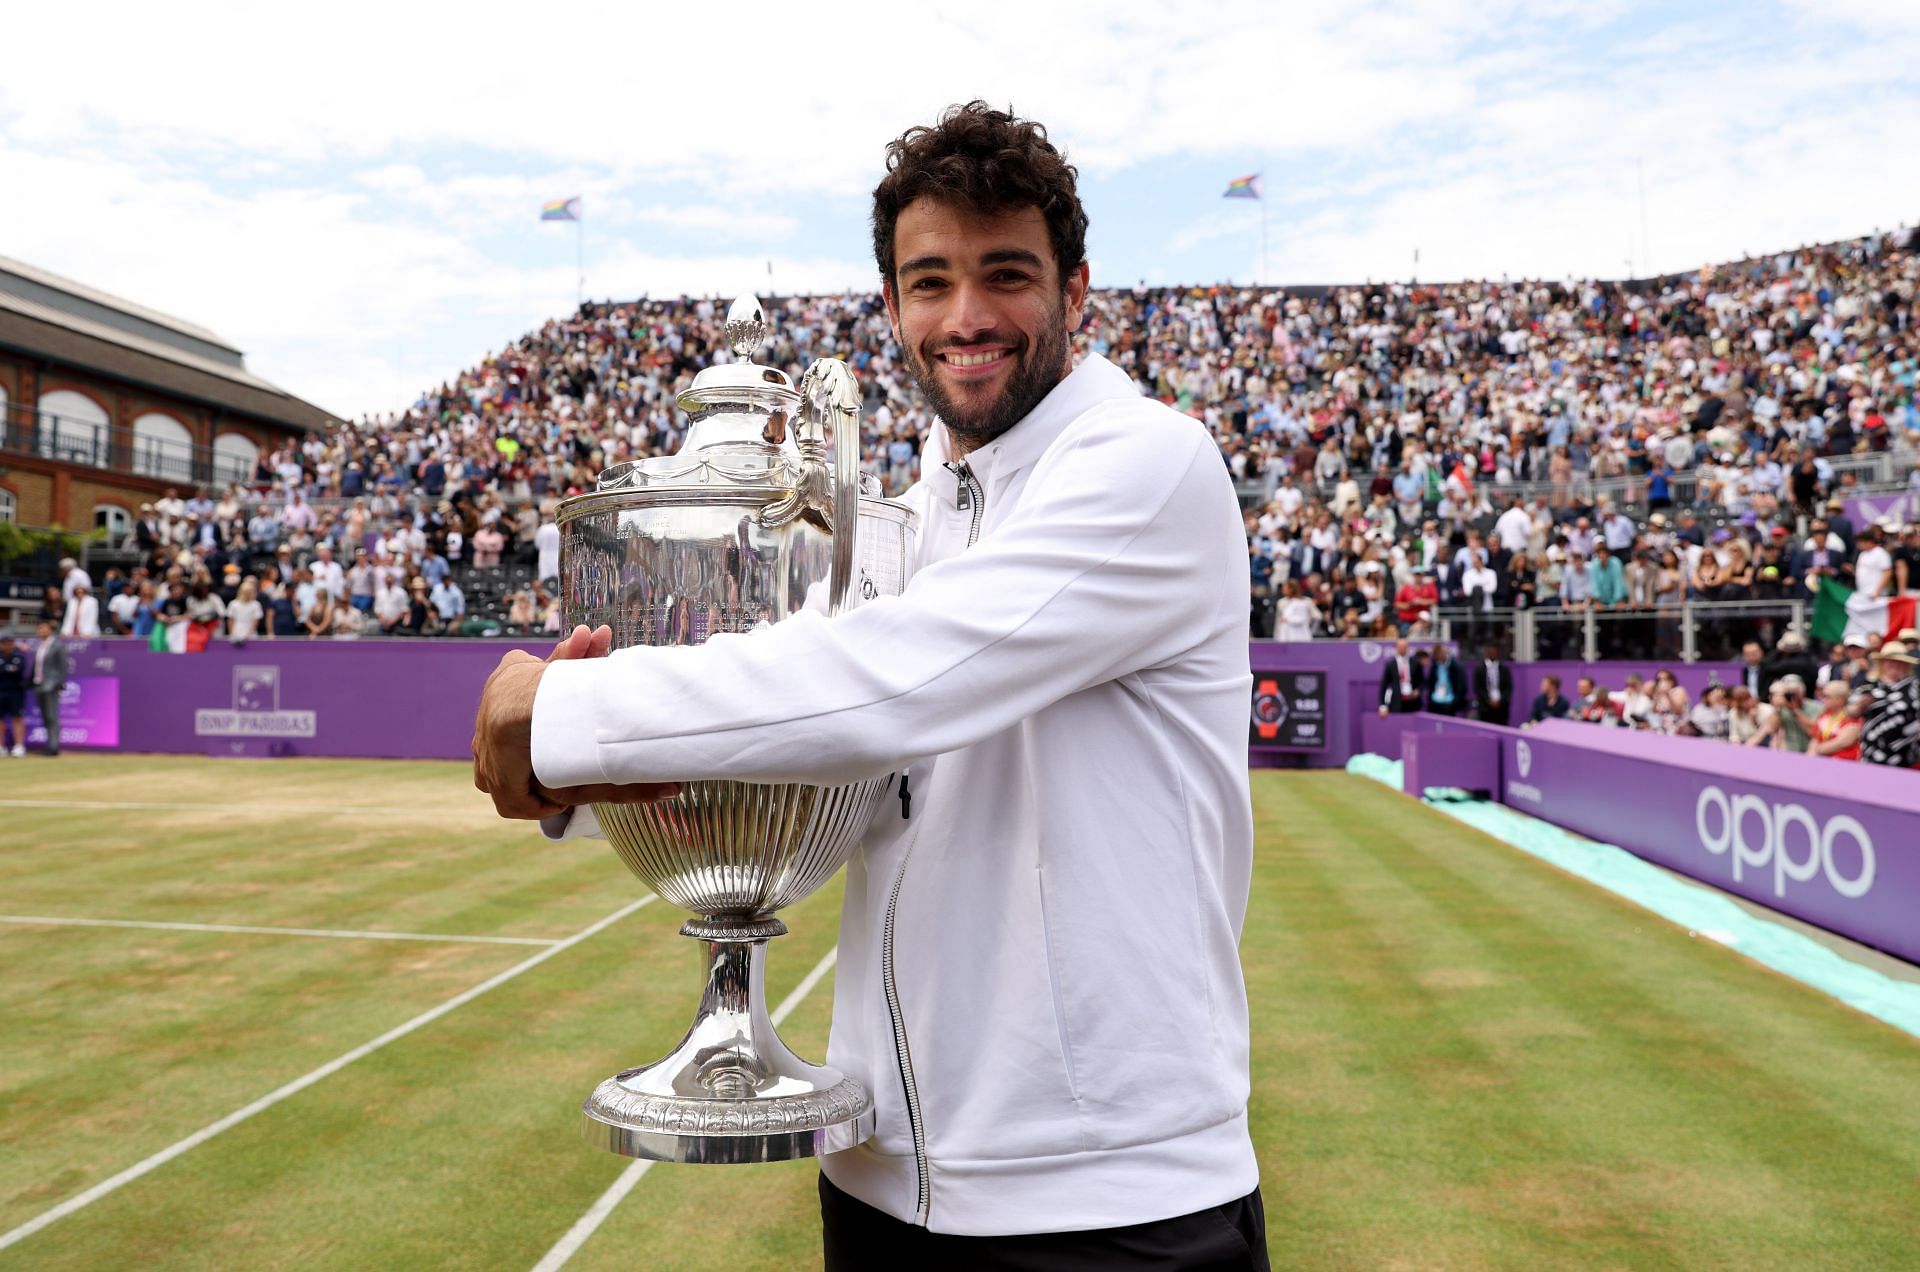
[
  {"x1": 0, "y1": 0, "x2": 1914, "y2": 417},
  {"x1": 626, "y1": 204, "x2": 799, "y2": 240},
  {"x1": 1169, "y1": 208, "x2": 1265, "y2": 257}
]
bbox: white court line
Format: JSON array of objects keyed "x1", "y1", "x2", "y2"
[
  {"x1": 0, "y1": 893, "x2": 659, "y2": 1256},
  {"x1": 0, "y1": 914, "x2": 560, "y2": 947},
  {"x1": 529, "y1": 946, "x2": 841, "y2": 1272},
  {"x1": 0, "y1": 798, "x2": 479, "y2": 817}
]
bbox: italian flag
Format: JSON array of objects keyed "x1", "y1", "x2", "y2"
[{"x1": 1811, "y1": 578, "x2": 1917, "y2": 645}]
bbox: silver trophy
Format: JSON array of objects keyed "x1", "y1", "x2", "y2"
[{"x1": 554, "y1": 296, "x2": 916, "y2": 1164}]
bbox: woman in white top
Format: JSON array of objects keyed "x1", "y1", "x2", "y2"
[
  {"x1": 227, "y1": 577, "x2": 265, "y2": 646},
  {"x1": 1275, "y1": 579, "x2": 1321, "y2": 642}
]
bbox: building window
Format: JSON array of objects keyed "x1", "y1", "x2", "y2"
[
  {"x1": 0, "y1": 488, "x2": 14, "y2": 524},
  {"x1": 213, "y1": 432, "x2": 260, "y2": 486},
  {"x1": 37, "y1": 390, "x2": 111, "y2": 466},
  {"x1": 94, "y1": 504, "x2": 132, "y2": 547},
  {"x1": 133, "y1": 413, "x2": 196, "y2": 482}
]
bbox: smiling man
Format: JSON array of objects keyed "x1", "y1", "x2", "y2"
[{"x1": 473, "y1": 101, "x2": 1264, "y2": 1269}]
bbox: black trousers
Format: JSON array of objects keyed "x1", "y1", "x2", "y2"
[{"x1": 820, "y1": 1173, "x2": 1269, "y2": 1271}]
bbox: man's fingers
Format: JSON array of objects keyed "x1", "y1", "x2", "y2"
[
  {"x1": 489, "y1": 785, "x2": 566, "y2": 820},
  {"x1": 547, "y1": 624, "x2": 592, "y2": 662},
  {"x1": 539, "y1": 781, "x2": 683, "y2": 807},
  {"x1": 475, "y1": 626, "x2": 627, "y2": 826},
  {"x1": 545, "y1": 624, "x2": 614, "y2": 663}
]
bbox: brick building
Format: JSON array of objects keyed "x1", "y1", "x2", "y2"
[{"x1": 0, "y1": 255, "x2": 337, "y2": 545}]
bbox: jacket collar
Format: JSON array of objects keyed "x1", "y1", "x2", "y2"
[{"x1": 922, "y1": 355, "x2": 1141, "y2": 496}]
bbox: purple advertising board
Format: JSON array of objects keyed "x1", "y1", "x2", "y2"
[
  {"x1": 26, "y1": 635, "x2": 1746, "y2": 770},
  {"x1": 1843, "y1": 489, "x2": 1918, "y2": 532},
  {"x1": 1487, "y1": 719, "x2": 1920, "y2": 965},
  {"x1": 1251, "y1": 639, "x2": 1449, "y2": 768},
  {"x1": 40, "y1": 637, "x2": 549, "y2": 759},
  {"x1": 24, "y1": 676, "x2": 120, "y2": 749}
]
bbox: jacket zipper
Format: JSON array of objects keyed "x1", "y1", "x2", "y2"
[
  {"x1": 880, "y1": 833, "x2": 931, "y2": 1224},
  {"x1": 945, "y1": 461, "x2": 986, "y2": 547},
  {"x1": 883, "y1": 458, "x2": 984, "y2": 1226}
]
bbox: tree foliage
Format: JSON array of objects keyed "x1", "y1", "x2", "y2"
[{"x1": 0, "y1": 521, "x2": 98, "y2": 565}]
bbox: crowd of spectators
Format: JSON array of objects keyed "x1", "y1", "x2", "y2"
[
  {"x1": 33, "y1": 482, "x2": 560, "y2": 645},
  {"x1": 1372, "y1": 633, "x2": 1919, "y2": 768},
  {"x1": 27, "y1": 226, "x2": 1920, "y2": 666},
  {"x1": 1227, "y1": 227, "x2": 1920, "y2": 643}
]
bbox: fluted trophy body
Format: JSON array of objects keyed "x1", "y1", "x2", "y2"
[{"x1": 554, "y1": 297, "x2": 915, "y2": 1163}]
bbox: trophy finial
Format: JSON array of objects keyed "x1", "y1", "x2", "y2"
[{"x1": 726, "y1": 295, "x2": 766, "y2": 362}]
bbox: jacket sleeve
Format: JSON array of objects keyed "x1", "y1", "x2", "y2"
[{"x1": 531, "y1": 408, "x2": 1240, "y2": 789}]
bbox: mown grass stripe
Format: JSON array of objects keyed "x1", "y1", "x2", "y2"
[
  {"x1": 0, "y1": 894, "x2": 658, "y2": 1256},
  {"x1": 0, "y1": 798, "x2": 471, "y2": 817},
  {"x1": 0, "y1": 914, "x2": 561, "y2": 946}
]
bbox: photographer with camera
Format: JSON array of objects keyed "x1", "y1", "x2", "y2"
[{"x1": 1748, "y1": 676, "x2": 1814, "y2": 752}]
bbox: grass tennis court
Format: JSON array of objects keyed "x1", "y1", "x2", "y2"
[{"x1": 2, "y1": 757, "x2": 1917, "y2": 1269}]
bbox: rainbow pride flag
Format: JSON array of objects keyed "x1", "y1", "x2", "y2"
[
  {"x1": 1222, "y1": 174, "x2": 1262, "y2": 200},
  {"x1": 541, "y1": 196, "x2": 582, "y2": 222}
]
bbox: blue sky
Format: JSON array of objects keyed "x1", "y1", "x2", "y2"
[{"x1": 2, "y1": 0, "x2": 1915, "y2": 419}]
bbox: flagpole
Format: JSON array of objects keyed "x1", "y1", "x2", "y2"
[
  {"x1": 576, "y1": 217, "x2": 584, "y2": 310},
  {"x1": 1222, "y1": 175, "x2": 1266, "y2": 284},
  {"x1": 1260, "y1": 195, "x2": 1268, "y2": 286}
]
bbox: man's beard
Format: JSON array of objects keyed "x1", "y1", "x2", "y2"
[{"x1": 905, "y1": 297, "x2": 1071, "y2": 452}]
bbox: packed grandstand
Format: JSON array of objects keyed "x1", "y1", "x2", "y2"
[{"x1": 35, "y1": 225, "x2": 1920, "y2": 761}]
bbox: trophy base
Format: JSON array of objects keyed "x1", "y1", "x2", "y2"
[
  {"x1": 582, "y1": 919, "x2": 876, "y2": 1164},
  {"x1": 583, "y1": 1070, "x2": 875, "y2": 1164}
]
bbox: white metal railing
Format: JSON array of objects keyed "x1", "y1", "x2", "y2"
[
  {"x1": 1428, "y1": 598, "x2": 1811, "y2": 662},
  {"x1": 1, "y1": 402, "x2": 252, "y2": 486}
]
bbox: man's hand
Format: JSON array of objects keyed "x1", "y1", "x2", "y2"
[{"x1": 472, "y1": 624, "x2": 680, "y2": 820}]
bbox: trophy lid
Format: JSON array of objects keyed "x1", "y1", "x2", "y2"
[{"x1": 678, "y1": 296, "x2": 800, "y2": 414}]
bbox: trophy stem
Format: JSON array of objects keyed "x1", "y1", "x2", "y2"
[
  {"x1": 580, "y1": 913, "x2": 874, "y2": 1162},
  {"x1": 684, "y1": 923, "x2": 781, "y2": 1098}
]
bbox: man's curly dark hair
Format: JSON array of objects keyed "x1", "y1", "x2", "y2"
[{"x1": 871, "y1": 101, "x2": 1089, "y2": 291}]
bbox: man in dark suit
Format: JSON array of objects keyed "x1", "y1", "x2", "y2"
[
  {"x1": 1473, "y1": 641, "x2": 1515, "y2": 725},
  {"x1": 1377, "y1": 637, "x2": 1428, "y2": 716},
  {"x1": 30, "y1": 619, "x2": 69, "y2": 757},
  {"x1": 134, "y1": 504, "x2": 163, "y2": 553},
  {"x1": 1736, "y1": 640, "x2": 1769, "y2": 698}
]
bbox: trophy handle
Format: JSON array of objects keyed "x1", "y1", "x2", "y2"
[{"x1": 796, "y1": 357, "x2": 862, "y2": 617}]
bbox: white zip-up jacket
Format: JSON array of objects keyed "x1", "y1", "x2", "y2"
[{"x1": 533, "y1": 354, "x2": 1258, "y2": 1235}]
